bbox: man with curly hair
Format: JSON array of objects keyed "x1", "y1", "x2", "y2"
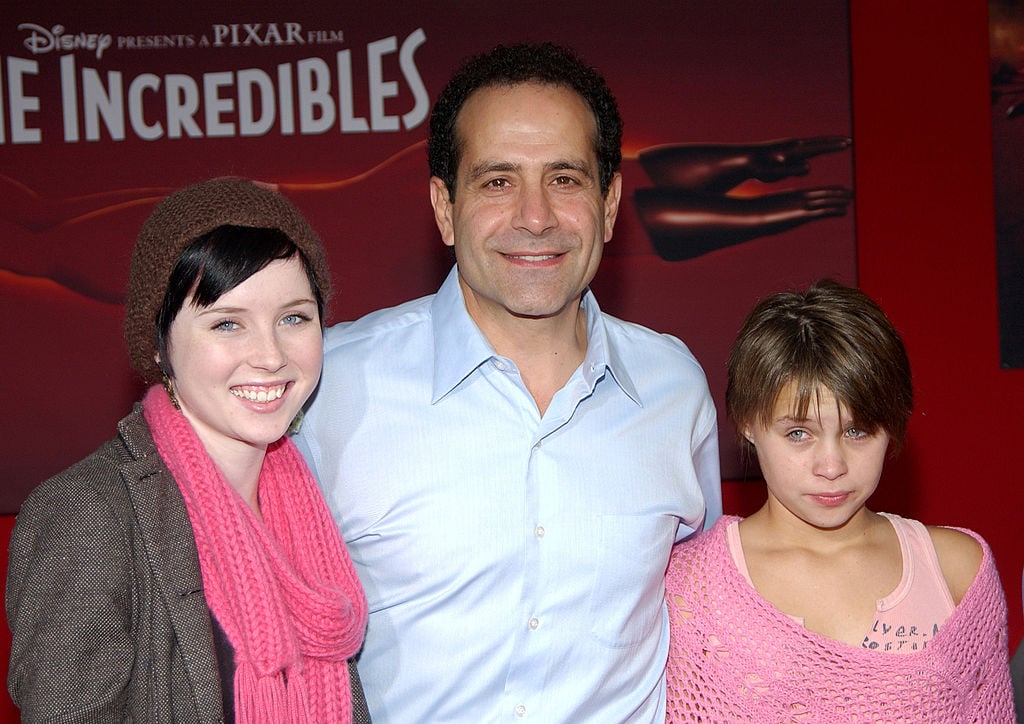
[{"x1": 296, "y1": 42, "x2": 721, "y2": 723}]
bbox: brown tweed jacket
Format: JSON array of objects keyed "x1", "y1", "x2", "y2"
[{"x1": 6, "y1": 405, "x2": 370, "y2": 723}]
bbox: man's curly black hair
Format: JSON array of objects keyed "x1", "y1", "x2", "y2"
[{"x1": 427, "y1": 42, "x2": 623, "y2": 202}]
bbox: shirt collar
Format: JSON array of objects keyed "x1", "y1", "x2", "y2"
[
  {"x1": 431, "y1": 268, "x2": 497, "y2": 403},
  {"x1": 430, "y1": 266, "x2": 641, "y2": 406},
  {"x1": 580, "y1": 292, "x2": 642, "y2": 407}
]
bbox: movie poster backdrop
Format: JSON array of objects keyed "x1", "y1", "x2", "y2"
[
  {"x1": 990, "y1": 1, "x2": 1024, "y2": 369},
  {"x1": 0, "y1": 2, "x2": 854, "y2": 511}
]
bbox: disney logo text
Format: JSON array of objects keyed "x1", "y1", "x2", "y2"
[{"x1": 19, "y1": 23, "x2": 112, "y2": 60}]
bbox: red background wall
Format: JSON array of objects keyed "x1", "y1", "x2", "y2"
[
  {"x1": 0, "y1": 2, "x2": 1020, "y2": 718},
  {"x1": 851, "y1": 0, "x2": 1023, "y2": 647},
  {"x1": 717, "y1": 0, "x2": 1024, "y2": 661}
]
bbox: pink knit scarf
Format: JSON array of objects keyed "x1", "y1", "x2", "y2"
[{"x1": 143, "y1": 385, "x2": 367, "y2": 723}]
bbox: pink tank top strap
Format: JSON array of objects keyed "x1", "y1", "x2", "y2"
[{"x1": 862, "y1": 513, "x2": 955, "y2": 652}]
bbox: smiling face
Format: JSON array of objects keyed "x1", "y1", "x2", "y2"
[
  {"x1": 747, "y1": 383, "x2": 890, "y2": 531},
  {"x1": 162, "y1": 255, "x2": 323, "y2": 465},
  {"x1": 429, "y1": 82, "x2": 622, "y2": 335}
]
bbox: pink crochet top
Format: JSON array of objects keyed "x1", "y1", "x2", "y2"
[
  {"x1": 725, "y1": 513, "x2": 954, "y2": 652},
  {"x1": 666, "y1": 516, "x2": 1014, "y2": 722}
]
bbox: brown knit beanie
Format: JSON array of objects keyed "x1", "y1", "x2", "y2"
[{"x1": 125, "y1": 177, "x2": 330, "y2": 384}]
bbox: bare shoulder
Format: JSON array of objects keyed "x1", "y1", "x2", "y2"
[{"x1": 927, "y1": 525, "x2": 984, "y2": 605}]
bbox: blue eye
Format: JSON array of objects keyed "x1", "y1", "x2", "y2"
[{"x1": 282, "y1": 313, "x2": 312, "y2": 326}]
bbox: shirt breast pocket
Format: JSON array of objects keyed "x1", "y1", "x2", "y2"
[{"x1": 588, "y1": 513, "x2": 677, "y2": 648}]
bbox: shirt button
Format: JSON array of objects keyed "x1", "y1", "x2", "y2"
[
  {"x1": 528, "y1": 617, "x2": 540, "y2": 630},
  {"x1": 493, "y1": 359, "x2": 507, "y2": 371},
  {"x1": 515, "y1": 704, "x2": 527, "y2": 717},
  {"x1": 535, "y1": 526, "x2": 545, "y2": 538}
]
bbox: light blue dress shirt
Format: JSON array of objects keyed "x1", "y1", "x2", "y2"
[{"x1": 295, "y1": 267, "x2": 722, "y2": 723}]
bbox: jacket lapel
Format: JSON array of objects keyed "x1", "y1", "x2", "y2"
[{"x1": 119, "y1": 409, "x2": 224, "y2": 720}]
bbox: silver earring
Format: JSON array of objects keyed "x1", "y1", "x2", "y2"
[{"x1": 162, "y1": 373, "x2": 181, "y2": 411}]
